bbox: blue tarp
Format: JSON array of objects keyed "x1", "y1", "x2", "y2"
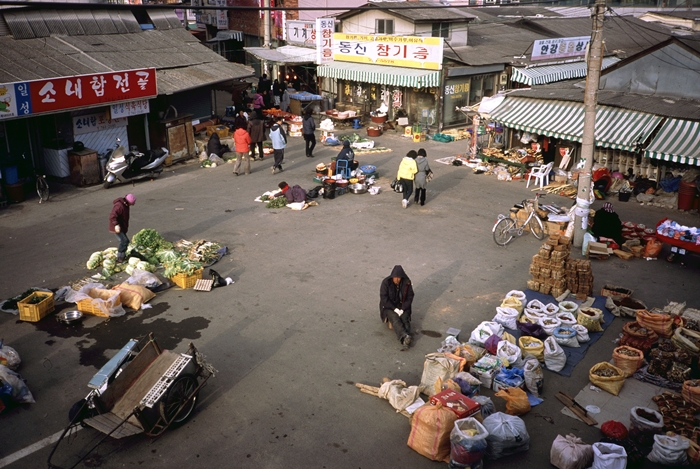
[{"x1": 503, "y1": 290, "x2": 615, "y2": 377}]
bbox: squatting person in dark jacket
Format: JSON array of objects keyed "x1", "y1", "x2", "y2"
[{"x1": 379, "y1": 265, "x2": 415, "y2": 348}]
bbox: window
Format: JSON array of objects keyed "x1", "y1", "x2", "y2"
[
  {"x1": 376, "y1": 19, "x2": 394, "y2": 35},
  {"x1": 432, "y1": 22, "x2": 449, "y2": 39}
]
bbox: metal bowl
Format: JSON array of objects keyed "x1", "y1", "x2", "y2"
[
  {"x1": 349, "y1": 183, "x2": 368, "y2": 194},
  {"x1": 57, "y1": 310, "x2": 83, "y2": 325}
]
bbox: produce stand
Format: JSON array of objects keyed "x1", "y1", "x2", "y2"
[
  {"x1": 656, "y1": 218, "x2": 700, "y2": 265},
  {"x1": 47, "y1": 333, "x2": 215, "y2": 469},
  {"x1": 288, "y1": 91, "x2": 322, "y2": 116},
  {"x1": 479, "y1": 152, "x2": 527, "y2": 176}
]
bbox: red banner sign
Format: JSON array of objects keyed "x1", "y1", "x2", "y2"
[{"x1": 29, "y1": 68, "x2": 158, "y2": 114}]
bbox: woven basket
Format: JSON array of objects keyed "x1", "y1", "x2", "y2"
[
  {"x1": 682, "y1": 380, "x2": 700, "y2": 408},
  {"x1": 601, "y1": 284, "x2": 633, "y2": 298},
  {"x1": 170, "y1": 269, "x2": 203, "y2": 289}
]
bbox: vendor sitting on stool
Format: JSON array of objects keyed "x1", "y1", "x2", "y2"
[
  {"x1": 591, "y1": 202, "x2": 624, "y2": 246},
  {"x1": 335, "y1": 140, "x2": 358, "y2": 175}
]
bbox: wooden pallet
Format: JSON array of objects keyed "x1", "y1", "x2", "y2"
[
  {"x1": 193, "y1": 279, "x2": 213, "y2": 292},
  {"x1": 555, "y1": 391, "x2": 597, "y2": 425}
]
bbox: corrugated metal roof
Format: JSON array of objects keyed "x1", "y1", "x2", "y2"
[
  {"x1": 508, "y1": 84, "x2": 700, "y2": 121},
  {"x1": 245, "y1": 45, "x2": 317, "y2": 64},
  {"x1": 0, "y1": 24, "x2": 253, "y2": 95},
  {"x1": 337, "y1": 1, "x2": 477, "y2": 22},
  {"x1": 147, "y1": 9, "x2": 173, "y2": 31}
]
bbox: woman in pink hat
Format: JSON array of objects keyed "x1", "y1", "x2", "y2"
[{"x1": 109, "y1": 193, "x2": 136, "y2": 262}]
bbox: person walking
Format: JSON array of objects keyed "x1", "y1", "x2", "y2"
[
  {"x1": 397, "y1": 150, "x2": 418, "y2": 208},
  {"x1": 302, "y1": 109, "x2": 316, "y2": 157},
  {"x1": 379, "y1": 265, "x2": 415, "y2": 348},
  {"x1": 414, "y1": 148, "x2": 433, "y2": 206},
  {"x1": 269, "y1": 117, "x2": 287, "y2": 174},
  {"x1": 232, "y1": 124, "x2": 252, "y2": 176},
  {"x1": 109, "y1": 194, "x2": 136, "y2": 263},
  {"x1": 280, "y1": 84, "x2": 290, "y2": 113},
  {"x1": 247, "y1": 110, "x2": 265, "y2": 161}
]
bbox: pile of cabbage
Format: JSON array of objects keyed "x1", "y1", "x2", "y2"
[
  {"x1": 86, "y1": 248, "x2": 157, "y2": 279},
  {"x1": 85, "y1": 229, "x2": 202, "y2": 279}
]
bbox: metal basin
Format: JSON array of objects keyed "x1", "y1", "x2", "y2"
[
  {"x1": 57, "y1": 310, "x2": 83, "y2": 325},
  {"x1": 349, "y1": 183, "x2": 368, "y2": 194}
]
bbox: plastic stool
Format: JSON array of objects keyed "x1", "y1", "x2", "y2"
[{"x1": 352, "y1": 119, "x2": 362, "y2": 129}]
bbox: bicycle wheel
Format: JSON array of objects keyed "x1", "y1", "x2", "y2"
[
  {"x1": 493, "y1": 217, "x2": 516, "y2": 246},
  {"x1": 529, "y1": 215, "x2": 545, "y2": 240},
  {"x1": 36, "y1": 176, "x2": 49, "y2": 203}
]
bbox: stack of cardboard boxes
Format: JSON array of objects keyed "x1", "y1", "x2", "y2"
[
  {"x1": 565, "y1": 258, "x2": 594, "y2": 299},
  {"x1": 527, "y1": 234, "x2": 571, "y2": 298}
]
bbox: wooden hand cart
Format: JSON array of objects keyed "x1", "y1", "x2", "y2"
[{"x1": 47, "y1": 333, "x2": 216, "y2": 469}]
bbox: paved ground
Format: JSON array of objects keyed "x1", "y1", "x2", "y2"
[{"x1": 1, "y1": 125, "x2": 699, "y2": 469}]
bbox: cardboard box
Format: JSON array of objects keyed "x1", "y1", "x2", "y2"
[
  {"x1": 546, "y1": 221, "x2": 566, "y2": 235},
  {"x1": 429, "y1": 389, "x2": 481, "y2": 419},
  {"x1": 469, "y1": 366, "x2": 498, "y2": 389},
  {"x1": 510, "y1": 209, "x2": 531, "y2": 232}
]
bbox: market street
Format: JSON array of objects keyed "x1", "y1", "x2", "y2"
[{"x1": 1, "y1": 131, "x2": 699, "y2": 469}]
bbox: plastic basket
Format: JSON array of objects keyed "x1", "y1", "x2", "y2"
[
  {"x1": 170, "y1": 269, "x2": 203, "y2": 289},
  {"x1": 77, "y1": 288, "x2": 121, "y2": 317},
  {"x1": 18, "y1": 291, "x2": 55, "y2": 322}
]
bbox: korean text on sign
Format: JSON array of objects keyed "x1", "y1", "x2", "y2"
[
  {"x1": 333, "y1": 34, "x2": 443, "y2": 71},
  {"x1": 30, "y1": 68, "x2": 157, "y2": 114},
  {"x1": 531, "y1": 36, "x2": 590, "y2": 61}
]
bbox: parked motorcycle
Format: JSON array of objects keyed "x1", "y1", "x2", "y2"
[{"x1": 103, "y1": 139, "x2": 169, "y2": 189}]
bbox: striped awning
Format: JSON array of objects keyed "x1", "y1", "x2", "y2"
[
  {"x1": 490, "y1": 97, "x2": 662, "y2": 152},
  {"x1": 317, "y1": 62, "x2": 441, "y2": 88},
  {"x1": 645, "y1": 118, "x2": 700, "y2": 166},
  {"x1": 511, "y1": 57, "x2": 620, "y2": 86}
]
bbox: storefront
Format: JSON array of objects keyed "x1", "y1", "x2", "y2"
[
  {"x1": 442, "y1": 65, "x2": 503, "y2": 130},
  {"x1": 318, "y1": 62, "x2": 441, "y2": 125}
]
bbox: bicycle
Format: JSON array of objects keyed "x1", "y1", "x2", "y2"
[
  {"x1": 492, "y1": 192, "x2": 546, "y2": 246},
  {"x1": 21, "y1": 152, "x2": 49, "y2": 203}
]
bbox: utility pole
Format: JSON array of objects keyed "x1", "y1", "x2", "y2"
[
  {"x1": 573, "y1": 0, "x2": 606, "y2": 248},
  {"x1": 262, "y1": 0, "x2": 271, "y2": 75}
]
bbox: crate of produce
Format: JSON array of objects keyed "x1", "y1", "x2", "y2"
[
  {"x1": 77, "y1": 288, "x2": 122, "y2": 317},
  {"x1": 170, "y1": 268, "x2": 204, "y2": 289},
  {"x1": 18, "y1": 291, "x2": 55, "y2": 322}
]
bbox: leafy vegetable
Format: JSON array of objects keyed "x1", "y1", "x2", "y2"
[
  {"x1": 131, "y1": 229, "x2": 173, "y2": 252},
  {"x1": 156, "y1": 249, "x2": 180, "y2": 264},
  {"x1": 266, "y1": 197, "x2": 287, "y2": 209},
  {"x1": 1, "y1": 288, "x2": 41, "y2": 310},
  {"x1": 163, "y1": 258, "x2": 203, "y2": 278}
]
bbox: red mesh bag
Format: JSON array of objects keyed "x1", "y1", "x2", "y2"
[{"x1": 601, "y1": 420, "x2": 628, "y2": 440}]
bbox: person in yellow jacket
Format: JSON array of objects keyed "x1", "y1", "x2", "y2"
[{"x1": 397, "y1": 150, "x2": 418, "y2": 208}]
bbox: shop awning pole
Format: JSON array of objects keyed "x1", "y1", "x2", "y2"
[{"x1": 573, "y1": 0, "x2": 606, "y2": 248}]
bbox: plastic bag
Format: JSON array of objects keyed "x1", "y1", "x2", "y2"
[
  {"x1": 543, "y1": 303, "x2": 560, "y2": 316},
  {"x1": 648, "y1": 433, "x2": 690, "y2": 465},
  {"x1": 114, "y1": 283, "x2": 156, "y2": 310},
  {"x1": 454, "y1": 344, "x2": 479, "y2": 370},
  {"x1": 589, "y1": 363, "x2": 625, "y2": 396},
  {"x1": 550, "y1": 434, "x2": 593, "y2": 469},
  {"x1": 519, "y1": 336, "x2": 545, "y2": 362},
  {"x1": 526, "y1": 299, "x2": 545, "y2": 313},
  {"x1": 572, "y1": 324, "x2": 590, "y2": 342},
  {"x1": 540, "y1": 317, "x2": 562, "y2": 335},
  {"x1": 484, "y1": 335, "x2": 501, "y2": 355},
  {"x1": 378, "y1": 379, "x2": 421, "y2": 412},
  {"x1": 601, "y1": 421, "x2": 628, "y2": 440},
  {"x1": 453, "y1": 371, "x2": 481, "y2": 397},
  {"x1": 482, "y1": 412, "x2": 530, "y2": 460},
  {"x1": 0, "y1": 340, "x2": 21, "y2": 370},
  {"x1": 450, "y1": 418, "x2": 489, "y2": 467},
  {"x1": 544, "y1": 336, "x2": 567, "y2": 372},
  {"x1": 582, "y1": 232, "x2": 596, "y2": 256},
  {"x1": 505, "y1": 290, "x2": 527, "y2": 302},
  {"x1": 419, "y1": 353, "x2": 464, "y2": 397},
  {"x1": 611, "y1": 346, "x2": 644, "y2": 377},
  {"x1": 524, "y1": 309, "x2": 547, "y2": 324},
  {"x1": 496, "y1": 340, "x2": 522, "y2": 367},
  {"x1": 494, "y1": 367, "x2": 524, "y2": 387},
  {"x1": 591, "y1": 442, "x2": 627, "y2": 469},
  {"x1": 125, "y1": 269, "x2": 163, "y2": 289},
  {"x1": 493, "y1": 307, "x2": 519, "y2": 331},
  {"x1": 636, "y1": 310, "x2": 673, "y2": 338},
  {"x1": 559, "y1": 301, "x2": 578, "y2": 315},
  {"x1": 629, "y1": 406, "x2": 663, "y2": 433},
  {"x1": 64, "y1": 282, "x2": 126, "y2": 317},
  {"x1": 518, "y1": 321, "x2": 548, "y2": 340},
  {"x1": 502, "y1": 296, "x2": 523, "y2": 314},
  {"x1": 553, "y1": 326, "x2": 579, "y2": 348},
  {"x1": 556, "y1": 312, "x2": 577, "y2": 327},
  {"x1": 495, "y1": 387, "x2": 530, "y2": 416},
  {"x1": 643, "y1": 238, "x2": 663, "y2": 258},
  {"x1": 523, "y1": 358, "x2": 544, "y2": 397},
  {"x1": 407, "y1": 402, "x2": 458, "y2": 462},
  {"x1": 577, "y1": 307, "x2": 604, "y2": 332},
  {"x1": 501, "y1": 331, "x2": 516, "y2": 344},
  {"x1": 437, "y1": 335, "x2": 461, "y2": 354},
  {"x1": 470, "y1": 321, "x2": 503, "y2": 346},
  {"x1": 472, "y1": 395, "x2": 495, "y2": 418},
  {"x1": 0, "y1": 364, "x2": 35, "y2": 404}
]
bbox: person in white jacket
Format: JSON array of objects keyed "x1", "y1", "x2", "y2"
[{"x1": 269, "y1": 117, "x2": 287, "y2": 174}]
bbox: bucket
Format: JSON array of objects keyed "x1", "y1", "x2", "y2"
[
  {"x1": 322, "y1": 180, "x2": 336, "y2": 200},
  {"x1": 2, "y1": 166, "x2": 19, "y2": 185},
  {"x1": 4, "y1": 182, "x2": 25, "y2": 203},
  {"x1": 618, "y1": 192, "x2": 631, "y2": 202},
  {"x1": 371, "y1": 115, "x2": 387, "y2": 124},
  {"x1": 678, "y1": 181, "x2": 697, "y2": 211}
]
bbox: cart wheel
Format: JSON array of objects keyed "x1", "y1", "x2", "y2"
[
  {"x1": 666, "y1": 253, "x2": 676, "y2": 263},
  {"x1": 159, "y1": 374, "x2": 199, "y2": 425}
]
